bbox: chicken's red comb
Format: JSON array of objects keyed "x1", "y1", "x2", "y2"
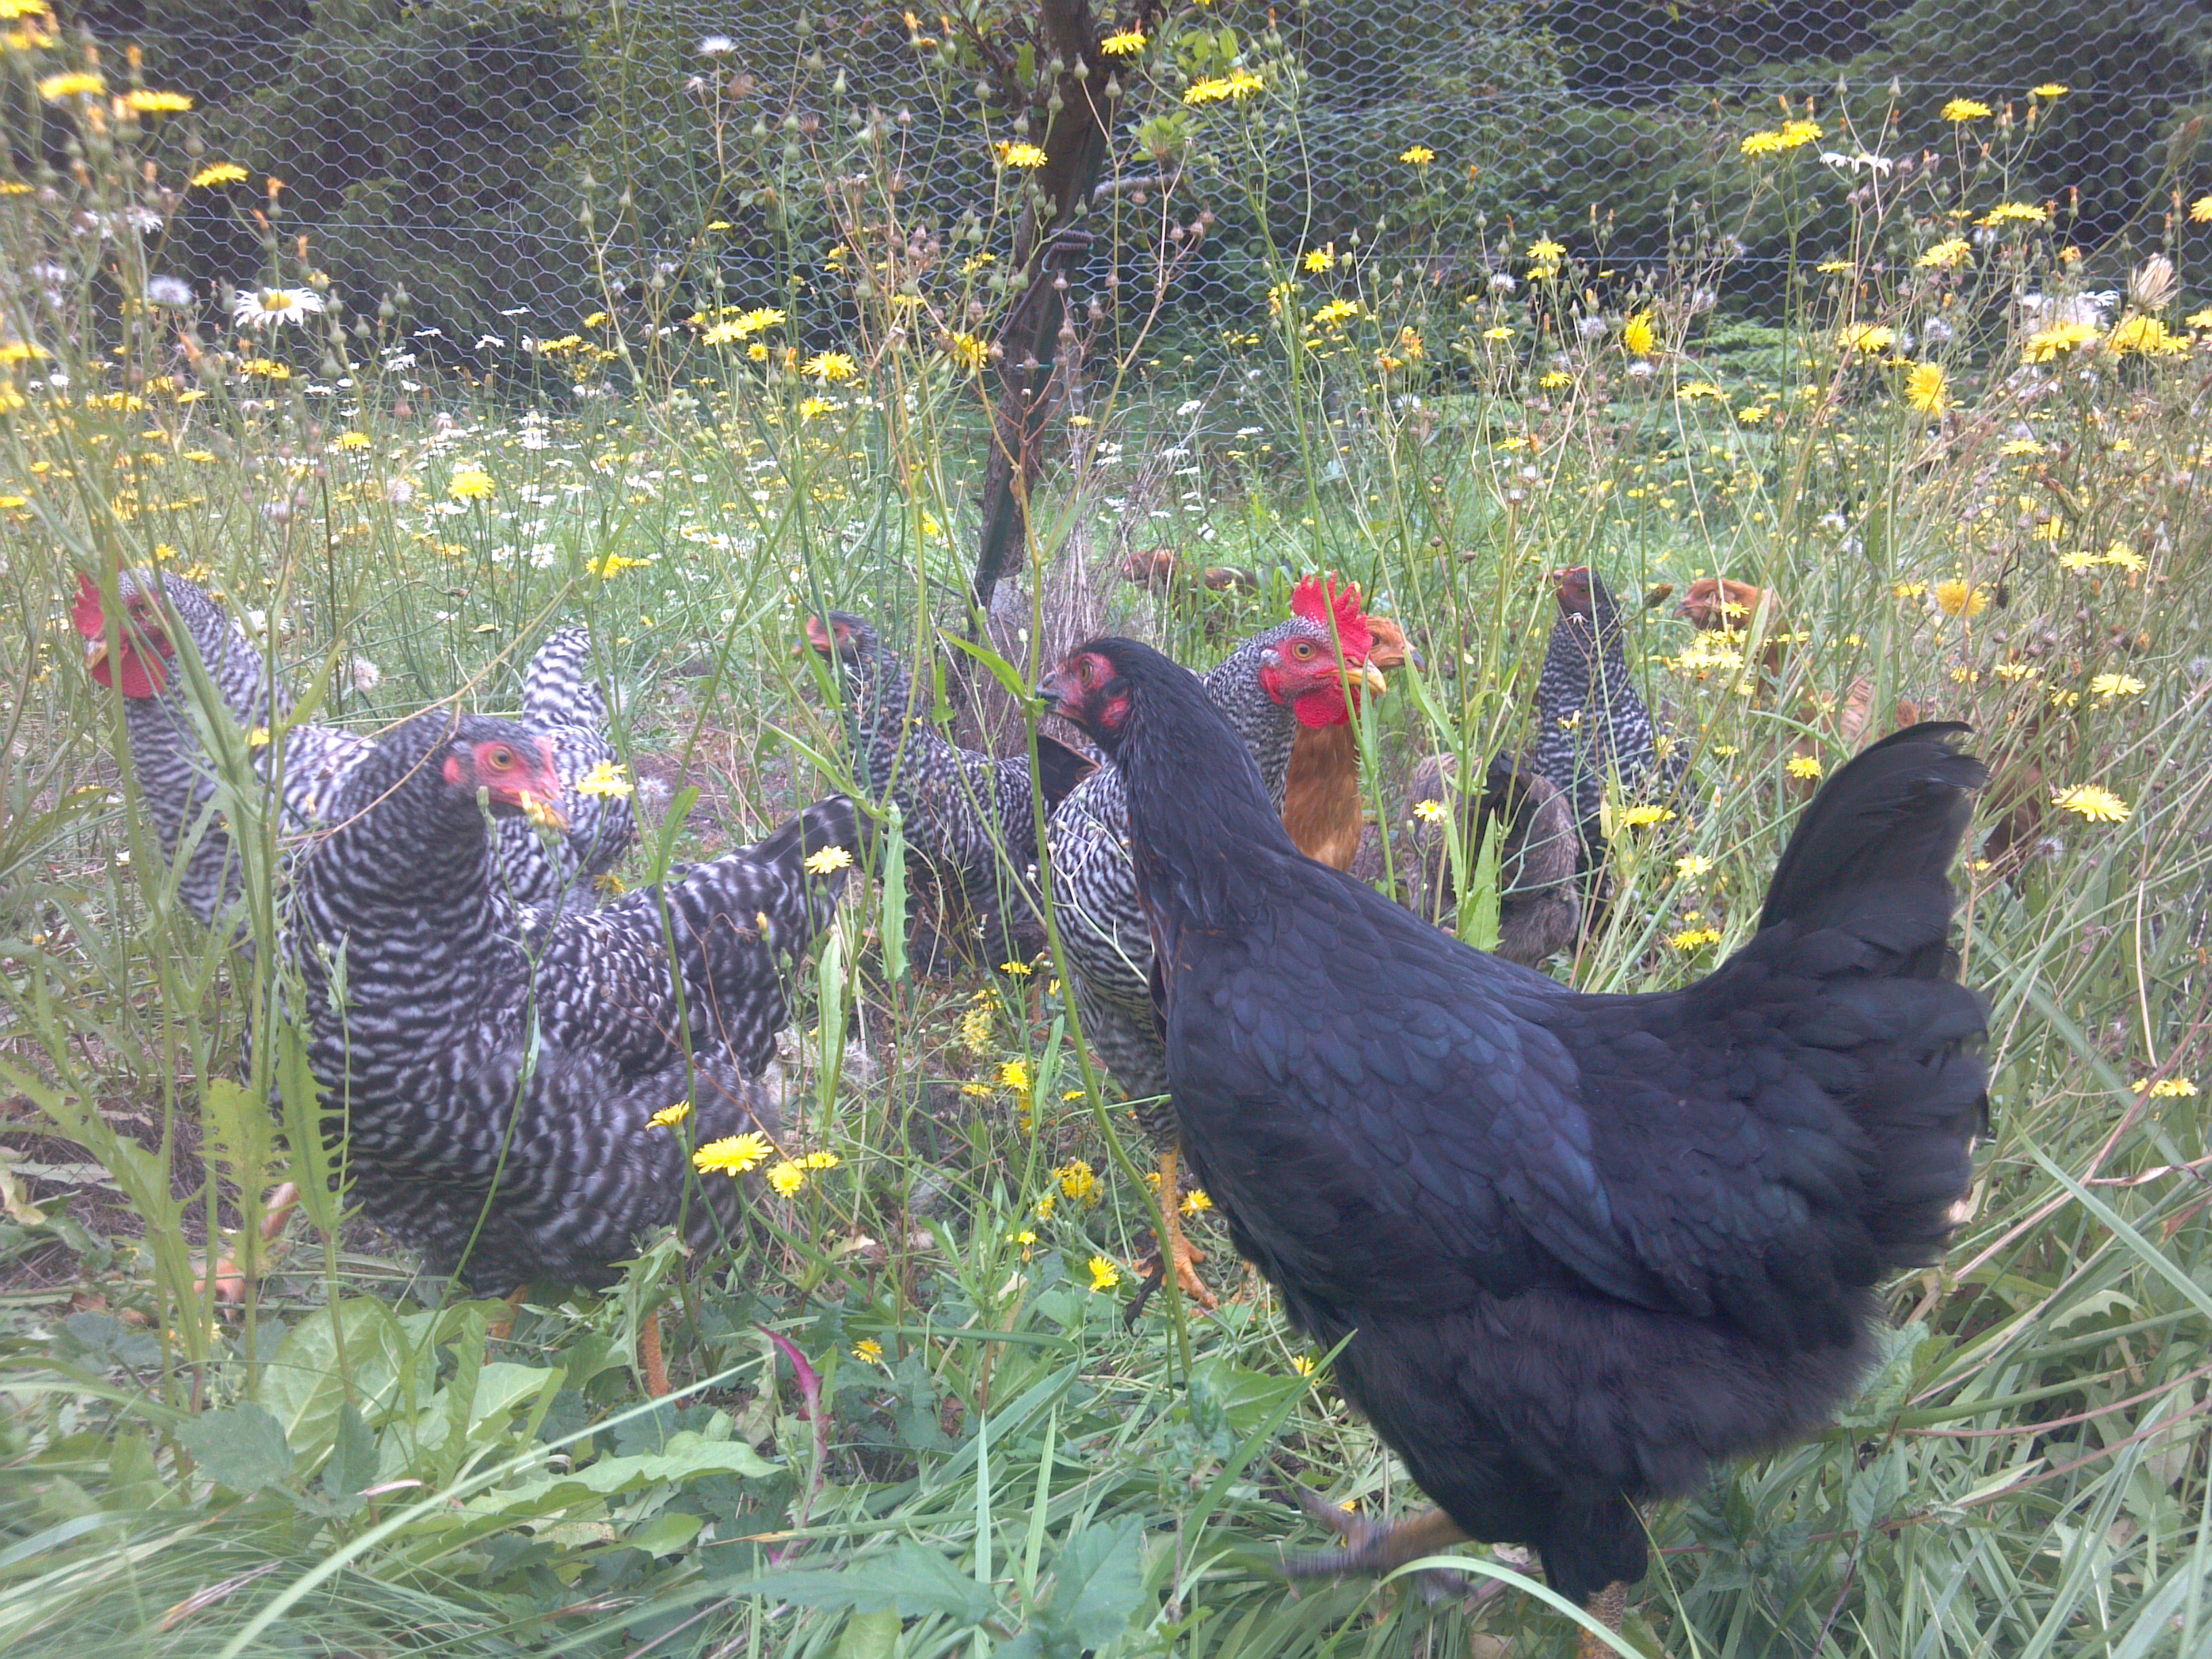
[
  {"x1": 70, "y1": 573, "x2": 107, "y2": 638},
  {"x1": 1289, "y1": 574, "x2": 1374, "y2": 663}
]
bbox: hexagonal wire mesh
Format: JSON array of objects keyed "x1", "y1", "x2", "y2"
[{"x1": 97, "y1": 1, "x2": 2208, "y2": 378}]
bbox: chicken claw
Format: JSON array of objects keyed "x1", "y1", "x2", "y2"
[
  {"x1": 1283, "y1": 1492, "x2": 1483, "y2": 1604},
  {"x1": 1150, "y1": 1147, "x2": 1218, "y2": 1311},
  {"x1": 1577, "y1": 1580, "x2": 1629, "y2": 1658}
]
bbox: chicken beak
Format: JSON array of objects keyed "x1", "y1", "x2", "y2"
[
  {"x1": 84, "y1": 636, "x2": 110, "y2": 674},
  {"x1": 1361, "y1": 661, "x2": 1389, "y2": 696}
]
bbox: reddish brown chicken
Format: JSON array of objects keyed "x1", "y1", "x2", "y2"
[{"x1": 1282, "y1": 604, "x2": 1414, "y2": 869}]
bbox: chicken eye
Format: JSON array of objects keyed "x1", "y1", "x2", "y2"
[
  {"x1": 1291, "y1": 640, "x2": 1315, "y2": 659},
  {"x1": 1078, "y1": 658, "x2": 1095, "y2": 685},
  {"x1": 489, "y1": 747, "x2": 514, "y2": 770}
]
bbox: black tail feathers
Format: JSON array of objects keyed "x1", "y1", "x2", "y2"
[{"x1": 1760, "y1": 721, "x2": 1988, "y2": 937}]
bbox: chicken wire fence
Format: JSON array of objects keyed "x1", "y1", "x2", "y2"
[{"x1": 56, "y1": 1, "x2": 2212, "y2": 389}]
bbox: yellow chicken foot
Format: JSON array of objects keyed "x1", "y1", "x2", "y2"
[
  {"x1": 638, "y1": 1307, "x2": 672, "y2": 1398},
  {"x1": 1576, "y1": 1580, "x2": 1629, "y2": 1658},
  {"x1": 1151, "y1": 1146, "x2": 1217, "y2": 1311}
]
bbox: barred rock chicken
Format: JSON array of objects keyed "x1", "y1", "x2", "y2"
[
  {"x1": 1042, "y1": 636, "x2": 1988, "y2": 1653},
  {"x1": 75, "y1": 571, "x2": 634, "y2": 922},
  {"x1": 1044, "y1": 581, "x2": 1380, "y2": 1308},
  {"x1": 288, "y1": 708, "x2": 856, "y2": 1289},
  {"x1": 1403, "y1": 750, "x2": 1581, "y2": 965},
  {"x1": 1282, "y1": 608, "x2": 1414, "y2": 869},
  {"x1": 806, "y1": 611, "x2": 1097, "y2": 970},
  {"x1": 1530, "y1": 565, "x2": 1681, "y2": 886}
]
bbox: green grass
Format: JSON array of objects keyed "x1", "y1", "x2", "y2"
[{"x1": 3, "y1": 33, "x2": 2211, "y2": 1659}]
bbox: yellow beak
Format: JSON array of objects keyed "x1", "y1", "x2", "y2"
[{"x1": 1361, "y1": 661, "x2": 1389, "y2": 696}]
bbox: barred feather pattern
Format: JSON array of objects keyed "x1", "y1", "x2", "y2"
[
  {"x1": 85, "y1": 573, "x2": 632, "y2": 921},
  {"x1": 87, "y1": 571, "x2": 369, "y2": 927},
  {"x1": 814, "y1": 613, "x2": 1048, "y2": 959},
  {"x1": 291, "y1": 710, "x2": 858, "y2": 1288},
  {"x1": 493, "y1": 623, "x2": 638, "y2": 912},
  {"x1": 1528, "y1": 568, "x2": 1679, "y2": 875},
  {"x1": 1049, "y1": 615, "x2": 1344, "y2": 1142}
]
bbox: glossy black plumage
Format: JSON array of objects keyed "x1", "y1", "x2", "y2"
[{"x1": 1044, "y1": 638, "x2": 1988, "y2": 1612}]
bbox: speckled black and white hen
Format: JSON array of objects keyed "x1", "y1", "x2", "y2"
[
  {"x1": 75, "y1": 569, "x2": 369, "y2": 927},
  {"x1": 1528, "y1": 565, "x2": 1682, "y2": 886},
  {"x1": 288, "y1": 709, "x2": 858, "y2": 1288},
  {"x1": 495, "y1": 622, "x2": 637, "y2": 912},
  {"x1": 76, "y1": 571, "x2": 634, "y2": 922},
  {"x1": 1045, "y1": 580, "x2": 1379, "y2": 1307},
  {"x1": 806, "y1": 611, "x2": 1095, "y2": 970}
]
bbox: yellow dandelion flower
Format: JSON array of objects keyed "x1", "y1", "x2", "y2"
[
  {"x1": 853, "y1": 1338, "x2": 884, "y2": 1364},
  {"x1": 1904, "y1": 363, "x2": 1948, "y2": 413},
  {"x1": 2188, "y1": 308, "x2": 2212, "y2": 330},
  {"x1": 447, "y1": 469, "x2": 495, "y2": 501},
  {"x1": 943, "y1": 330, "x2": 987, "y2": 371},
  {"x1": 998, "y1": 1059, "x2": 1030, "y2": 1093},
  {"x1": 1099, "y1": 28, "x2": 1145, "y2": 55},
  {"x1": 1181, "y1": 1187, "x2": 1214, "y2": 1216},
  {"x1": 239, "y1": 358, "x2": 290, "y2": 380},
  {"x1": 1816, "y1": 258, "x2": 1855, "y2": 274},
  {"x1": 2131, "y1": 1077, "x2": 2198, "y2": 1098},
  {"x1": 2107, "y1": 316, "x2": 2181, "y2": 356},
  {"x1": 649, "y1": 1100, "x2": 693, "y2": 1129},
  {"x1": 2051, "y1": 784, "x2": 2129, "y2": 823},
  {"x1": 1412, "y1": 798, "x2": 1448, "y2": 823},
  {"x1": 1787, "y1": 755, "x2": 1825, "y2": 779},
  {"x1": 2192, "y1": 196, "x2": 2212, "y2": 224},
  {"x1": 1917, "y1": 238, "x2": 1972, "y2": 270},
  {"x1": 766, "y1": 1160, "x2": 806, "y2": 1197},
  {"x1": 1183, "y1": 69, "x2": 1263, "y2": 105},
  {"x1": 2101, "y1": 543, "x2": 2146, "y2": 571},
  {"x1": 1740, "y1": 121, "x2": 1820, "y2": 157},
  {"x1": 1528, "y1": 239, "x2": 1566, "y2": 263},
  {"x1": 1980, "y1": 201, "x2": 2048, "y2": 226},
  {"x1": 332, "y1": 431, "x2": 372, "y2": 451},
  {"x1": 798, "y1": 395, "x2": 836, "y2": 419},
  {"x1": 731, "y1": 306, "x2": 785, "y2": 337},
  {"x1": 588, "y1": 552, "x2": 653, "y2": 577},
  {"x1": 1668, "y1": 926, "x2": 1723, "y2": 951},
  {"x1": 996, "y1": 140, "x2": 1048, "y2": 168},
  {"x1": 1087, "y1": 1255, "x2": 1120, "y2": 1292},
  {"x1": 802, "y1": 350, "x2": 857, "y2": 382},
  {"x1": 1054, "y1": 1159, "x2": 1099, "y2": 1206},
  {"x1": 1618, "y1": 804, "x2": 1675, "y2": 828},
  {"x1": 190, "y1": 163, "x2": 249, "y2": 188},
  {"x1": 37, "y1": 72, "x2": 104, "y2": 101},
  {"x1": 1311, "y1": 298, "x2": 1362, "y2": 328},
  {"x1": 575, "y1": 760, "x2": 632, "y2": 798},
  {"x1": 694, "y1": 1131, "x2": 775, "y2": 1175},
  {"x1": 1291, "y1": 1355, "x2": 1317, "y2": 1376},
  {"x1": 1034, "y1": 1191, "x2": 1056, "y2": 1219},
  {"x1": 126, "y1": 90, "x2": 193, "y2": 115},
  {"x1": 801, "y1": 1151, "x2": 840, "y2": 1170},
  {"x1": 1942, "y1": 98, "x2": 1992, "y2": 121},
  {"x1": 1481, "y1": 325, "x2": 1513, "y2": 342},
  {"x1": 1399, "y1": 144, "x2": 1435, "y2": 166},
  {"x1": 960, "y1": 1081, "x2": 993, "y2": 1099},
  {"x1": 1998, "y1": 438, "x2": 2045, "y2": 456},
  {"x1": 1932, "y1": 579, "x2": 1987, "y2": 617},
  {"x1": 1838, "y1": 323, "x2": 1896, "y2": 354},
  {"x1": 2031, "y1": 84, "x2": 2068, "y2": 98},
  {"x1": 1622, "y1": 312, "x2": 1657, "y2": 355},
  {"x1": 246, "y1": 726, "x2": 272, "y2": 749},
  {"x1": 2089, "y1": 673, "x2": 2145, "y2": 699},
  {"x1": 1674, "y1": 854, "x2": 1711, "y2": 880},
  {"x1": 2024, "y1": 321, "x2": 2100, "y2": 362},
  {"x1": 803, "y1": 844, "x2": 853, "y2": 875},
  {"x1": 1540, "y1": 370, "x2": 1574, "y2": 388},
  {"x1": 700, "y1": 320, "x2": 745, "y2": 346}
]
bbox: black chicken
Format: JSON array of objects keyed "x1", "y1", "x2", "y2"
[
  {"x1": 289, "y1": 709, "x2": 856, "y2": 1290},
  {"x1": 1040, "y1": 637, "x2": 1988, "y2": 1649}
]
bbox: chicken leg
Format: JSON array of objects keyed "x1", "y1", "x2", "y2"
[
  {"x1": 1282, "y1": 1492, "x2": 1472, "y2": 1577},
  {"x1": 1151, "y1": 1145, "x2": 1217, "y2": 1311},
  {"x1": 1576, "y1": 1580, "x2": 1628, "y2": 1658}
]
